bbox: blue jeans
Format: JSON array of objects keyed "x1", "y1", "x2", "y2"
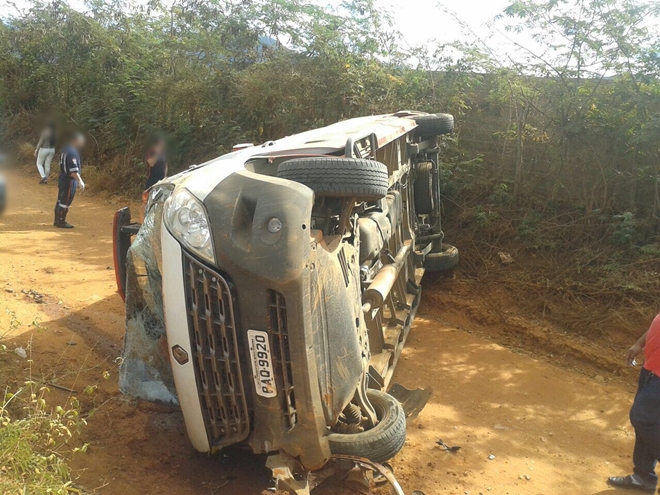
[{"x1": 631, "y1": 368, "x2": 660, "y2": 486}]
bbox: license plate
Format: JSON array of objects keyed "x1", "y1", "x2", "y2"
[{"x1": 247, "y1": 329, "x2": 277, "y2": 398}]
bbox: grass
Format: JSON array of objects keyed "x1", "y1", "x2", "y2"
[{"x1": 0, "y1": 344, "x2": 88, "y2": 495}]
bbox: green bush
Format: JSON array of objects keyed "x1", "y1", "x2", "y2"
[
  {"x1": 610, "y1": 212, "x2": 641, "y2": 247},
  {"x1": 0, "y1": 383, "x2": 87, "y2": 494}
]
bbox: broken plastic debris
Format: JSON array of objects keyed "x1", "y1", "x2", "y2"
[
  {"x1": 488, "y1": 454, "x2": 496, "y2": 460},
  {"x1": 21, "y1": 289, "x2": 45, "y2": 303},
  {"x1": 436, "y1": 439, "x2": 461, "y2": 453},
  {"x1": 14, "y1": 347, "x2": 27, "y2": 359}
]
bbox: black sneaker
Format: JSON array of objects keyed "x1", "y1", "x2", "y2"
[
  {"x1": 39, "y1": 177, "x2": 47, "y2": 184},
  {"x1": 607, "y1": 475, "x2": 656, "y2": 493},
  {"x1": 55, "y1": 222, "x2": 74, "y2": 229}
]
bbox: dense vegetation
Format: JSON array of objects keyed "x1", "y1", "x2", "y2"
[
  {"x1": 1, "y1": 0, "x2": 659, "y2": 209},
  {"x1": 1, "y1": 0, "x2": 434, "y2": 194},
  {"x1": 2, "y1": 0, "x2": 660, "y2": 335}
]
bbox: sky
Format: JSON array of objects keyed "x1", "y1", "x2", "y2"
[
  {"x1": 4, "y1": 0, "x2": 515, "y2": 50},
  {"x1": 363, "y1": 0, "x2": 512, "y2": 48}
]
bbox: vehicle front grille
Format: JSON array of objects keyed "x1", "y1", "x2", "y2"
[
  {"x1": 183, "y1": 252, "x2": 250, "y2": 447},
  {"x1": 267, "y1": 289, "x2": 297, "y2": 429}
]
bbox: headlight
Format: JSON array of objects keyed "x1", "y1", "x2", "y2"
[{"x1": 164, "y1": 188, "x2": 215, "y2": 264}]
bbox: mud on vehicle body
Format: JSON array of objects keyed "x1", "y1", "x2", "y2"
[{"x1": 113, "y1": 111, "x2": 457, "y2": 487}]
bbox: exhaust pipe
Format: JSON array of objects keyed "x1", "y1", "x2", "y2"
[{"x1": 362, "y1": 242, "x2": 411, "y2": 313}]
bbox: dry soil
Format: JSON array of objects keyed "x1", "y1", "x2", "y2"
[{"x1": 0, "y1": 170, "x2": 647, "y2": 495}]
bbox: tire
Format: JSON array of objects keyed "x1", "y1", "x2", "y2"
[
  {"x1": 414, "y1": 162, "x2": 434, "y2": 215},
  {"x1": 277, "y1": 157, "x2": 388, "y2": 200},
  {"x1": 413, "y1": 113, "x2": 454, "y2": 138},
  {"x1": 327, "y1": 390, "x2": 406, "y2": 464},
  {"x1": 424, "y1": 243, "x2": 459, "y2": 272}
]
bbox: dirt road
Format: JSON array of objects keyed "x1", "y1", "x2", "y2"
[{"x1": 0, "y1": 170, "x2": 643, "y2": 495}]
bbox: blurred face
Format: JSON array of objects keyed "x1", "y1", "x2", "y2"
[{"x1": 72, "y1": 135, "x2": 85, "y2": 150}]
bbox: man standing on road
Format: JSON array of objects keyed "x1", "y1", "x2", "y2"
[
  {"x1": 144, "y1": 136, "x2": 167, "y2": 190},
  {"x1": 54, "y1": 132, "x2": 85, "y2": 229},
  {"x1": 608, "y1": 313, "x2": 660, "y2": 493},
  {"x1": 34, "y1": 121, "x2": 56, "y2": 184}
]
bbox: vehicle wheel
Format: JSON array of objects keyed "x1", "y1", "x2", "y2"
[
  {"x1": 327, "y1": 390, "x2": 406, "y2": 464},
  {"x1": 277, "y1": 157, "x2": 389, "y2": 200},
  {"x1": 414, "y1": 162, "x2": 434, "y2": 215},
  {"x1": 413, "y1": 113, "x2": 454, "y2": 138},
  {"x1": 424, "y1": 243, "x2": 459, "y2": 272}
]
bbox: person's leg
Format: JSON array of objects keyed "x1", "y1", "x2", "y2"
[
  {"x1": 55, "y1": 178, "x2": 77, "y2": 228},
  {"x1": 632, "y1": 435, "x2": 657, "y2": 486},
  {"x1": 43, "y1": 149, "x2": 55, "y2": 181},
  {"x1": 36, "y1": 149, "x2": 46, "y2": 181},
  {"x1": 60, "y1": 179, "x2": 77, "y2": 228},
  {"x1": 630, "y1": 372, "x2": 660, "y2": 486},
  {"x1": 608, "y1": 368, "x2": 659, "y2": 492},
  {"x1": 55, "y1": 177, "x2": 66, "y2": 225}
]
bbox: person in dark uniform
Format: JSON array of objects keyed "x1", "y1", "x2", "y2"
[
  {"x1": 54, "y1": 132, "x2": 85, "y2": 229},
  {"x1": 145, "y1": 136, "x2": 167, "y2": 190}
]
